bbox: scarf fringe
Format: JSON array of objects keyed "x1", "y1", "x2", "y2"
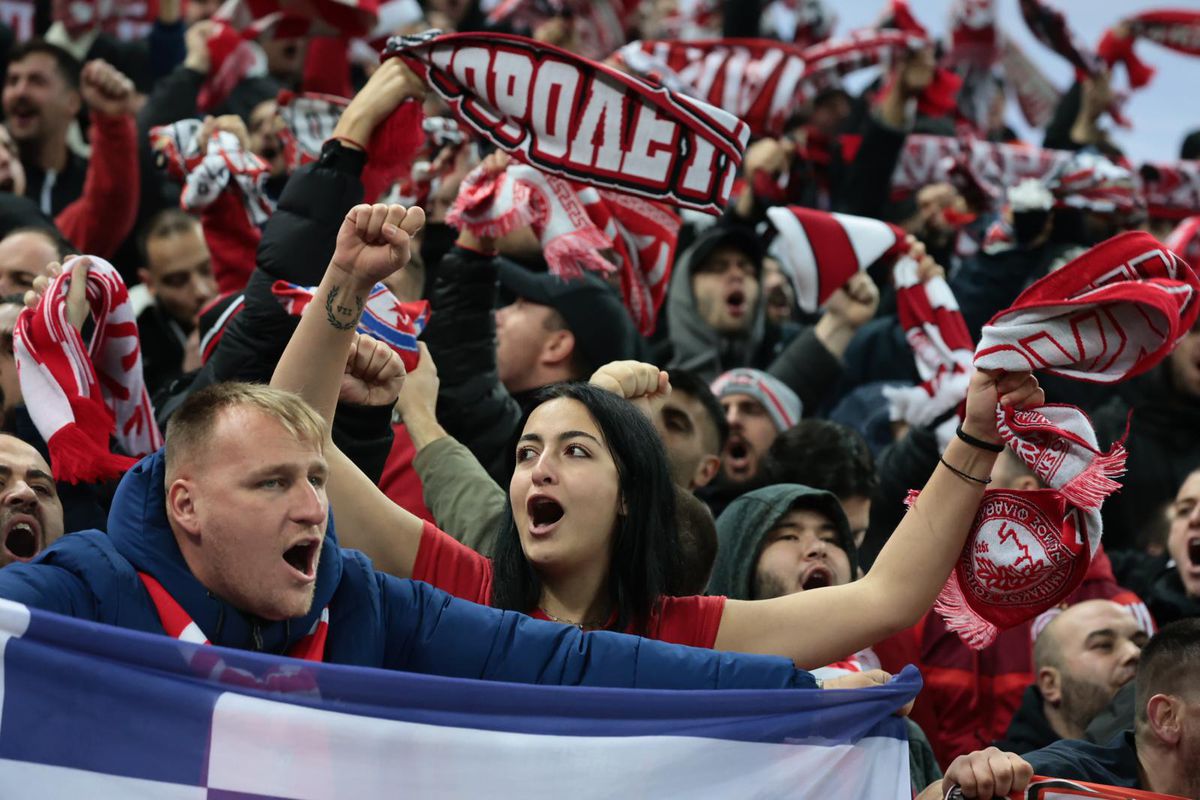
[
  {"x1": 1057, "y1": 442, "x2": 1127, "y2": 511},
  {"x1": 933, "y1": 569, "x2": 1001, "y2": 650},
  {"x1": 543, "y1": 229, "x2": 617, "y2": 280},
  {"x1": 446, "y1": 173, "x2": 536, "y2": 242}
]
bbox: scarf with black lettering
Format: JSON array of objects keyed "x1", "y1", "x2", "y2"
[
  {"x1": 925, "y1": 232, "x2": 1200, "y2": 649},
  {"x1": 617, "y1": 30, "x2": 933, "y2": 138},
  {"x1": 946, "y1": 776, "x2": 1185, "y2": 799},
  {"x1": 384, "y1": 30, "x2": 750, "y2": 215}
]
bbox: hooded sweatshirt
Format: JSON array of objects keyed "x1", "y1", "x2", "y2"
[
  {"x1": 0, "y1": 450, "x2": 819, "y2": 690},
  {"x1": 666, "y1": 227, "x2": 773, "y2": 385},
  {"x1": 708, "y1": 484, "x2": 856, "y2": 601}
]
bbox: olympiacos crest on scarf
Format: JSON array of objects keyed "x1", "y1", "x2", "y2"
[{"x1": 928, "y1": 232, "x2": 1200, "y2": 648}]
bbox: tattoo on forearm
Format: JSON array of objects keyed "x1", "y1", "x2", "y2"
[{"x1": 325, "y1": 285, "x2": 364, "y2": 331}]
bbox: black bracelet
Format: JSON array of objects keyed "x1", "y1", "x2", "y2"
[
  {"x1": 939, "y1": 455, "x2": 992, "y2": 485},
  {"x1": 956, "y1": 424, "x2": 1004, "y2": 453}
]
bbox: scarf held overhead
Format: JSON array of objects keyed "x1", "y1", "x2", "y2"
[
  {"x1": 766, "y1": 206, "x2": 905, "y2": 313},
  {"x1": 383, "y1": 30, "x2": 750, "y2": 215},
  {"x1": 13, "y1": 256, "x2": 162, "y2": 484},
  {"x1": 447, "y1": 162, "x2": 679, "y2": 335},
  {"x1": 930, "y1": 232, "x2": 1200, "y2": 649}
]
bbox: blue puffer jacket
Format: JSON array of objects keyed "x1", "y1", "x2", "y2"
[{"x1": 0, "y1": 451, "x2": 816, "y2": 690}]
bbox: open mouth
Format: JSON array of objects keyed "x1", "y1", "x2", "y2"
[
  {"x1": 282, "y1": 539, "x2": 318, "y2": 580},
  {"x1": 527, "y1": 495, "x2": 565, "y2": 535},
  {"x1": 2, "y1": 518, "x2": 41, "y2": 562},
  {"x1": 800, "y1": 567, "x2": 832, "y2": 591},
  {"x1": 724, "y1": 438, "x2": 752, "y2": 475},
  {"x1": 1189, "y1": 537, "x2": 1200, "y2": 567},
  {"x1": 725, "y1": 289, "x2": 747, "y2": 317}
]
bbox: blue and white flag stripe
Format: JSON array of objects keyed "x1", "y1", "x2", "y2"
[{"x1": 0, "y1": 598, "x2": 919, "y2": 799}]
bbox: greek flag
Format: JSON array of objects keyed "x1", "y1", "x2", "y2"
[{"x1": 0, "y1": 598, "x2": 918, "y2": 798}]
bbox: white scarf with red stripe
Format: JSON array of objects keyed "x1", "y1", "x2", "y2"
[
  {"x1": 13, "y1": 256, "x2": 162, "y2": 484},
  {"x1": 930, "y1": 232, "x2": 1200, "y2": 649},
  {"x1": 765, "y1": 206, "x2": 905, "y2": 313},
  {"x1": 882, "y1": 257, "x2": 974, "y2": 440},
  {"x1": 617, "y1": 30, "x2": 927, "y2": 138},
  {"x1": 448, "y1": 163, "x2": 679, "y2": 335}
]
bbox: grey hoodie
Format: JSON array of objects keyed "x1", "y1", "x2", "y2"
[
  {"x1": 665, "y1": 227, "x2": 845, "y2": 412},
  {"x1": 708, "y1": 484, "x2": 855, "y2": 600},
  {"x1": 666, "y1": 227, "x2": 770, "y2": 383}
]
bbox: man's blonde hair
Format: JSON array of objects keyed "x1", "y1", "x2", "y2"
[{"x1": 165, "y1": 382, "x2": 325, "y2": 477}]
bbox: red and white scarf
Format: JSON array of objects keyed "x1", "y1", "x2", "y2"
[
  {"x1": 1100, "y1": 10, "x2": 1200, "y2": 91},
  {"x1": 1018, "y1": 0, "x2": 1129, "y2": 125},
  {"x1": 384, "y1": 30, "x2": 750, "y2": 215},
  {"x1": 272, "y1": 280, "x2": 429, "y2": 371},
  {"x1": 150, "y1": 119, "x2": 272, "y2": 294},
  {"x1": 13, "y1": 256, "x2": 162, "y2": 485},
  {"x1": 765, "y1": 206, "x2": 905, "y2": 313},
  {"x1": 448, "y1": 163, "x2": 679, "y2": 335},
  {"x1": 139, "y1": 571, "x2": 328, "y2": 660},
  {"x1": 274, "y1": 89, "x2": 425, "y2": 202},
  {"x1": 1141, "y1": 160, "x2": 1200, "y2": 220},
  {"x1": 932, "y1": 232, "x2": 1200, "y2": 649},
  {"x1": 883, "y1": 257, "x2": 974, "y2": 435},
  {"x1": 617, "y1": 31, "x2": 931, "y2": 138},
  {"x1": 615, "y1": 39, "x2": 810, "y2": 138},
  {"x1": 1166, "y1": 215, "x2": 1200, "y2": 265}
]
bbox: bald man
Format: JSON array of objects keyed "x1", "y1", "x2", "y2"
[
  {"x1": 996, "y1": 600, "x2": 1148, "y2": 754},
  {"x1": 0, "y1": 434, "x2": 64, "y2": 567}
]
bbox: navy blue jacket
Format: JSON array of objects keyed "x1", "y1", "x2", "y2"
[{"x1": 0, "y1": 451, "x2": 816, "y2": 691}]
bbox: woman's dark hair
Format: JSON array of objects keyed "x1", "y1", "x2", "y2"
[{"x1": 490, "y1": 382, "x2": 682, "y2": 635}]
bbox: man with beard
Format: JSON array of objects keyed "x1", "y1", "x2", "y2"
[
  {"x1": 703, "y1": 368, "x2": 800, "y2": 515},
  {"x1": 0, "y1": 434, "x2": 65, "y2": 568},
  {"x1": 925, "y1": 618, "x2": 1200, "y2": 799},
  {"x1": 1, "y1": 42, "x2": 138, "y2": 257},
  {"x1": 135, "y1": 209, "x2": 216, "y2": 397},
  {"x1": 995, "y1": 600, "x2": 1147, "y2": 755}
]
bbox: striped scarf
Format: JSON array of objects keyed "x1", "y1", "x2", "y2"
[{"x1": 13, "y1": 256, "x2": 161, "y2": 484}]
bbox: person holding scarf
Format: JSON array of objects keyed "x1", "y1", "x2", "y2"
[{"x1": 271, "y1": 200, "x2": 1046, "y2": 672}]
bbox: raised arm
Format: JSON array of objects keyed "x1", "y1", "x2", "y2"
[
  {"x1": 714, "y1": 369, "x2": 1045, "y2": 670},
  {"x1": 271, "y1": 203, "x2": 427, "y2": 578}
]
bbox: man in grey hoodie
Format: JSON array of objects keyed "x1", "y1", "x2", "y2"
[{"x1": 665, "y1": 223, "x2": 879, "y2": 416}]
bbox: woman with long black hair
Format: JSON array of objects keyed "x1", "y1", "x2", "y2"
[{"x1": 272, "y1": 202, "x2": 1044, "y2": 672}]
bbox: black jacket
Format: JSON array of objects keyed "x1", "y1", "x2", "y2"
[
  {"x1": 996, "y1": 685, "x2": 1061, "y2": 755},
  {"x1": 137, "y1": 303, "x2": 187, "y2": 400},
  {"x1": 422, "y1": 247, "x2": 528, "y2": 484},
  {"x1": 153, "y1": 140, "x2": 395, "y2": 483},
  {"x1": 1093, "y1": 365, "x2": 1200, "y2": 552}
]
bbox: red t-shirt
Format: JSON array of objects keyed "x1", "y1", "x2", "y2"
[{"x1": 411, "y1": 522, "x2": 726, "y2": 648}]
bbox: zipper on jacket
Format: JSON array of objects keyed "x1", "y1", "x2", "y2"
[{"x1": 251, "y1": 621, "x2": 264, "y2": 651}]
